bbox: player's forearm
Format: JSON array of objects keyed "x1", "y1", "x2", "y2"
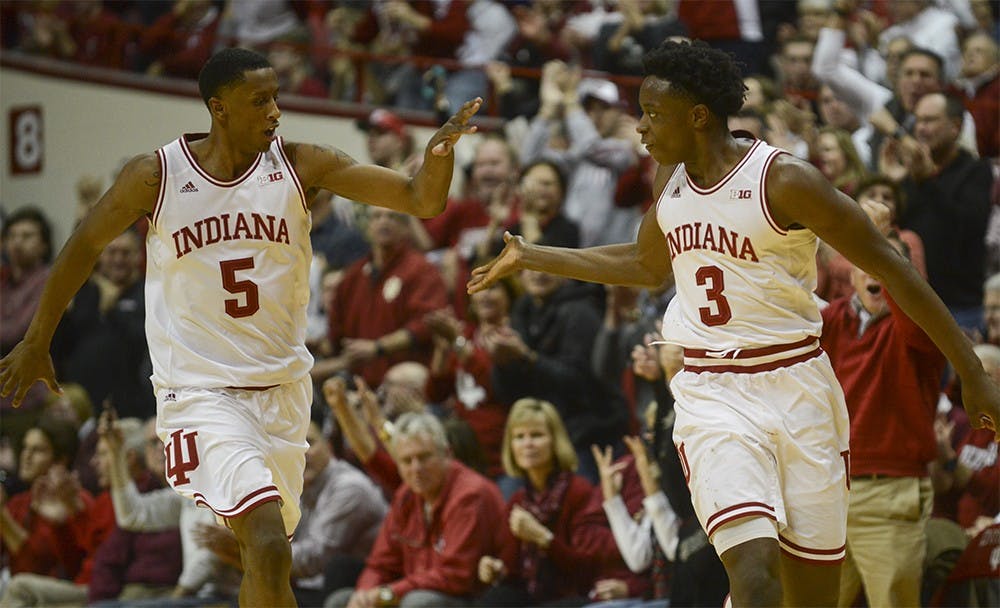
[
  {"x1": 408, "y1": 151, "x2": 455, "y2": 218},
  {"x1": 519, "y1": 242, "x2": 666, "y2": 288}
]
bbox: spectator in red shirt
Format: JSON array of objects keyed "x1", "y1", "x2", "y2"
[
  {"x1": 326, "y1": 208, "x2": 449, "y2": 388},
  {"x1": 820, "y1": 234, "x2": 946, "y2": 608},
  {"x1": 325, "y1": 411, "x2": 510, "y2": 608},
  {"x1": 0, "y1": 415, "x2": 101, "y2": 591}
]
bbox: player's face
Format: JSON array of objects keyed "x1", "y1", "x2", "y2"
[
  {"x1": 218, "y1": 68, "x2": 281, "y2": 153},
  {"x1": 394, "y1": 435, "x2": 449, "y2": 500},
  {"x1": 510, "y1": 418, "x2": 554, "y2": 475},
  {"x1": 637, "y1": 77, "x2": 694, "y2": 166},
  {"x1": 19, "y1": 429, "x2": 56, "y2": 483}
]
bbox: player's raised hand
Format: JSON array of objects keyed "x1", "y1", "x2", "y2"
[
  {"x1": 428, "y1": 97, "x2": 482, "y2": 156},
  {"x1": 961, "y1": 370, "x2": 1000, "y2": 442},
  {"x1": 0, "y1": 340, "x2": 61, "y2": 408},
  {"x1": 467, "y1": 231, "x2": 525, "y2": 294}
]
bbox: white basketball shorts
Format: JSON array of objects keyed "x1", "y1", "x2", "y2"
[
  {"x1": 154, "y1": 376, "x2": 312, "y2": 535},
  {"x1": 670, "y1": 343, "x2": 850, "y2": 564}
]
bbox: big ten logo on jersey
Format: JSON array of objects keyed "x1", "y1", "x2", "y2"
[
  {"x1": 258, "y1": 170, "x2": 284, "y2": 186},
  {"x1": 165, "y1": 429, "x2": 200, "y2": 486},
  {"x1": 729, "y1": 188, "x2": 752, "y2": 200}
]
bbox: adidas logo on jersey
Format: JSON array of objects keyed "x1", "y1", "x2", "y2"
[
  {"x1": 179, "y1": 181, "x2": 199, "y2": 193},
  {"x1": 670, "y1": 187, "x2": 681, "y2": 198},
  {"x1": 164, "y1": 392, "x2": 177, "y2": 402}
]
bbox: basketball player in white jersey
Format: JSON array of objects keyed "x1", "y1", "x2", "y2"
[
  {"x1": 0, "y1": 48, "x2": 480, "y2": 607},
  {"x1": 468, "y1": 40, "x2": 1000, "y2": 607}
]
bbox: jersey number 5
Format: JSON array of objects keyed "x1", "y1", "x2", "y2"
[
  {"x1": 220, "y1": 257, "x2": 260, "y2": 318},
  {"x1": 695, "y1": 265, "x2": 732, "y2": 326}
]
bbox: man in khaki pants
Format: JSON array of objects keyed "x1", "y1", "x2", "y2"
[{"x1": 820, "y1": 234, "x2": 944, "y2": 607}]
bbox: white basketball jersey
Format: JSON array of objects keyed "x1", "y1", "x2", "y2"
[
  {"x1": 657, "y1": 138, "x2": 822, "y2": 351},
  {"x1": 146, "y1": 134, "x2": 313, "y2": 388}
]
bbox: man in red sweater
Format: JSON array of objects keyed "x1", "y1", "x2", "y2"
[
  {"x1": 820, "y1": 236, "x2": 946, "y2": 608},
  {"x1": 325, "y1": 412, "x2": 511, "y2": 608}
]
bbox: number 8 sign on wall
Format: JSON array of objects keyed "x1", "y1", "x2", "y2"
[{"x1": 9, "y1": 106, "x2": 44, "y2": 175}]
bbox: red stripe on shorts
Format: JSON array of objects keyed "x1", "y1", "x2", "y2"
[
  {"x1": 684, "y1": 346, "x2": 822, "y2": 374},
  {"x1": 705, "y1": 501, "x2": 776, "y2": 536},
  {"x1": 194, "y1": 485, "x2": 282, "y2": 517}
]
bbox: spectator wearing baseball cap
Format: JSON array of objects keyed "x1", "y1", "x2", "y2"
[{"x1": 357, "y1": 109, "x2": 414, "y2": 171}]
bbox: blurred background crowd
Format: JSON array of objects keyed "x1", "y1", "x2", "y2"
[{"x1": 0, "y1": 0, "x2": 998, "y2": 606}]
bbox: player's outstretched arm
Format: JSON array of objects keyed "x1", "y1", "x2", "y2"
[
  {"x1": 468, "y1": 163, "x2": 675, "y2": 294},
  {"x1": 0, "y1": 154, "x2": 157, "y2": 406},
  {"x1": 467, "y1": 199, "x2": 673, "y2": 294},
  {"x1": 767, "y1": 155, "x2": 1000, "y2": 438},
  {"x1": 289, "y1": 98, "x2": 482, "y2": 218}
]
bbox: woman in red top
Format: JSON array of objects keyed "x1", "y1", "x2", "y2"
[
  {"x1": 477, "y1": 398, "x2": 624, "y2": 606},
  {"x1": 0, "y1": 415, "x2": 94, "y2": 580}
]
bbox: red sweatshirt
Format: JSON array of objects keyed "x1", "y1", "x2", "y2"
[
  {"x1": 821, "y1": 293, "x2": 946, "y2": 477},
  {"x1": 357, "y1": 461, "x2": 510, "y2": 599},
  {"x1": 3, "y1": 487, "x2": 95, "y2": 579}
]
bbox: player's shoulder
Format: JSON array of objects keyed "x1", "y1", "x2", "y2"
[
  {"x1": 281, "y1": 140, "x2": 355, "y2": 168},
  {"x1": 117, "y1": 151, "x2": 164, "y2": 191},
  {"x1": 765, "y1": 151, "x2": 828, "y2": 195}
]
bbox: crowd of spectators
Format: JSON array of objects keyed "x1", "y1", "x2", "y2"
[{"x1": 2, "y1": 0, "x2": 999, "y2": 606}]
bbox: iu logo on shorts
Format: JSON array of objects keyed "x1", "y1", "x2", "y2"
[{"x1": 165, "y1": 429, "x2": 200, "y2": 486}]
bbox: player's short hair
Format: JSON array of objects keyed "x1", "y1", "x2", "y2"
[
  {"x1": 642, "y1": 40, "x2": 747, "y2": 120},
  {"x1": 501, "y1": 398, "x2": 577, "y2": 478},
  {"x1": 198, "y1": 47, "x2": 272, "y2": 106}
]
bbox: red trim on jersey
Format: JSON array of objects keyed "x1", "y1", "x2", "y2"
[
  {"x1": 180, "y1": 134, "x2": 262, "y2": 187},
  {"x1": 779, "y1": 535, "x2": 846, "y2": 556},
  {"x1": 705, "y1": 501, "x2": 776, "y2": 536},
  {"x1": 152, "y1": 148, "x2": 167, "y2": 227},
  {"x1": 194, "y1": 485, "x2": 281, "y2": 516},
  {"x1": 760, "y1": 149, "x2": 787, "y2": 235},
  {"x1": 684, "y1": 346, "x2": 822, "y2": 374},
  {"x1": 683, "y1": 336, "x2": 817, "y2": 359},
  {"x1": 685, "y1": 139, "x2": 761, "y2": 195},
  {"x1": 276, "y1": 136, "x2": 308, "y2": 214}
]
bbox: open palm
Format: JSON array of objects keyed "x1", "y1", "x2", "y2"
[{"x1": 467, "y1": 231, "x2": 524, "y2": 294}]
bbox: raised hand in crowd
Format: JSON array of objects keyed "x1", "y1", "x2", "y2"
[
  {"x1": 623, "y1": 435, "x2": 659, "y2": 498},
  {"x1": 590, "y1": 444, "x2": 627, "y2": 502}
]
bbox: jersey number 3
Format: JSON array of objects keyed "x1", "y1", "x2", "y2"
[
  {"x1": 220, "y1": 257, "x2": 260, "y2": 318},
  {"x1": 695, "y1": 265, "x2": 732, "y2": 326}
]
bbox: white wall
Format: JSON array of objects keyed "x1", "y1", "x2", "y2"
[{"x1": 0, "y1": 66, "x2": 467, "y2": 247}]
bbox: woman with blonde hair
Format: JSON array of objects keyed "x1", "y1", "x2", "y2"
[
  {"x1": 477, "y1": 398, "x2": 625, "y2": 607},
  {"x1": 811, "y1": 126, "x2": 868, "y2": 196}
]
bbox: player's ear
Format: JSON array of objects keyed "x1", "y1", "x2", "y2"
[
  {"x1": 209, "y1": 97, "x2": 226, "y2": 120},
  {"x1": 689, "y1": 104, "x2": 711, "y2": 129}
]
